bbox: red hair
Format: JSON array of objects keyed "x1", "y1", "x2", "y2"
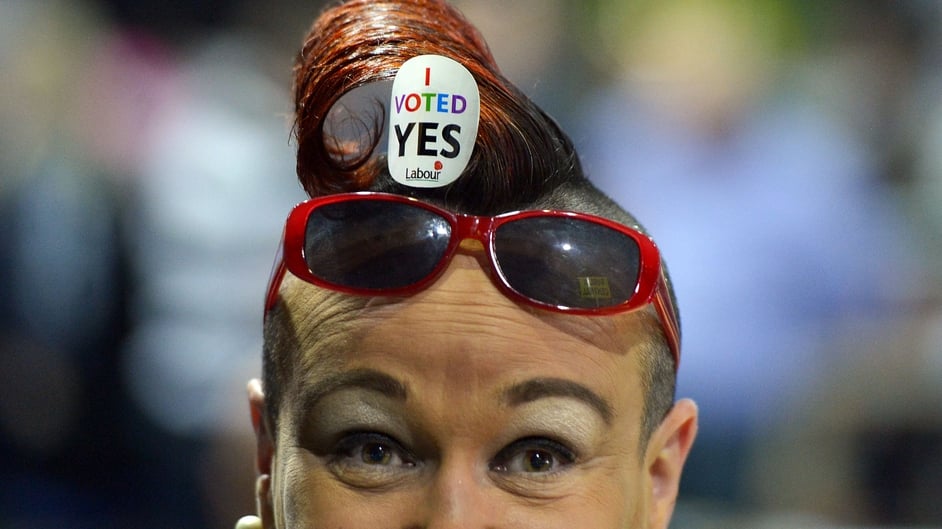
[{"x1": 292, "y1": 0, "x2": 583, "y2": 214}]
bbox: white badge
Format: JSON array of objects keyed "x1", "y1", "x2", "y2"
[{"x1": 387, "y1": 55, "x2": 480, "y2": 188}]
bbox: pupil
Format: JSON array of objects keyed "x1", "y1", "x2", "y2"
[
  {"x1": 526, "y1": 450, "x2": 552, "y2": 472},
  {"x1": 363, "y1": 443, "x2": 390, "y2": 464}
]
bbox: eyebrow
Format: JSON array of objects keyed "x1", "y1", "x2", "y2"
[
  {"x1": 298, "y1": 367, "x2": 408, "y2": 412},
  {"x1": 502, "y1": 378, "x2": 613, "y2": 425},
  {"x1": 295, "y1": 371, "x2": 612, "y2": 425}
]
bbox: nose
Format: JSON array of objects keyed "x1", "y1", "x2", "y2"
[{"x1": 419, "y1": 455, "x2": 498, "y2": 529}]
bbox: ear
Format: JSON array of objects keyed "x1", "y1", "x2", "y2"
[
  {"x1": 643, "y1": 398, "x2": 698, "y2": 529},
  {"x1": 248, "y1": 379, "x2": 276, "y2": 529}
]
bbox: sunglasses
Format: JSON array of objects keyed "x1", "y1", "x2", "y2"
[{"x1": 265, "y1": 192, "x2": 679, "y2": 365}]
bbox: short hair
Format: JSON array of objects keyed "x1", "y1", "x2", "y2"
[{"x1": 263, "y1": 0, "x2": 678, "y2": 447}]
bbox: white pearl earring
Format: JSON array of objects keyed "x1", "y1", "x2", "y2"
[{"x1": 235, "y1": 515, "x2": 263, "y2": 529}]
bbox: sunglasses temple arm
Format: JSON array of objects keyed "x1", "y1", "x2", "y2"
[
  {"x1": 264, "y1": 259, "x2": 288, "y2": 319},
  {"x1": 652, "y1": 272, "x2": 681, "y2": 370}
]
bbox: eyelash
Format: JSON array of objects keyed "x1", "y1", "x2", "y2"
[
  {"x1": 329, "y1": 432, "x2": 578, "y2": 475},
  {"x1": 331, "y1": 431, "x2": 416, "y2": 468},
  {"x1": 489, "y1": 436, "x2": 577, "y2": 474}
]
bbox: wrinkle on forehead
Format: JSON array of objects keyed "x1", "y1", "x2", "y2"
[
  {"x1": 278, "y1": 275, "x2": 371, "y2": 377},
  {"x1": 363, "y1": 253, "x2": 655, "y2": 358},
  {"x1": 280, "y1": 254, "x2": 657, "y2": 371}
]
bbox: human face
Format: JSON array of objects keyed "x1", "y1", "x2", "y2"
[{"x1": 251, "y1": 251, "x2": 697, "y2": 529}]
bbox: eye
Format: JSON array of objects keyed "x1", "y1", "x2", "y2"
[
  {"x1": 489, "y1": 437, "x2": 576, "y2": 474},
  {"x1": 332, "y1": 432, "x2": 415, "y2": 468},
  {"x1": 360, "y1": 441, "x2": 394, "y2": 465}
]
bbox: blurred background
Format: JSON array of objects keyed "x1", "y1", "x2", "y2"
[{"x1": 0, "y1": 0, "x2": 940, "y2": 527}]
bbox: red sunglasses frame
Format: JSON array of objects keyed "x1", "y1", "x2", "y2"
[{"x1": 265, "y1": 192, "x2": 680, "y2": 366}]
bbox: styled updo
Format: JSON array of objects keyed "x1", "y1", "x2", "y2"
[{"x1": 291, "y1": 0, "x2": 585, "y2": 215}]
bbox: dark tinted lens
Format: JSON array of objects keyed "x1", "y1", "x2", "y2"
[
  {"x1": 493, "y1": 216, "x2": 641, "y2": 309},
  {"x1": 304, "y1": 200, "x2": 452, "y2": 289}
]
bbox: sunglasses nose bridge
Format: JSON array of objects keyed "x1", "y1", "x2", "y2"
[
  {"x1": 452, "y1": 213, "x2": 490, "y2": 248},
  {"x1": 451, "y1": 214, "x2": 497, "y2": 276}
]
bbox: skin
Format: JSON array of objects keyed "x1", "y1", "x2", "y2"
[{"x1": 249, "y1": 249, "x2": 697, "y2": 529}]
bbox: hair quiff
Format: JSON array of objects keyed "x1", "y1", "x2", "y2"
[{"x1": 291, "y1": 0, "x2": 584, "y2": 215}]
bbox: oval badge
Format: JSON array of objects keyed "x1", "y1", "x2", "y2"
[{"x1": 387, "y1": 55, "x2": 480, "y2": 188}]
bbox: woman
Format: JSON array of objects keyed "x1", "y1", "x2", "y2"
[{"x1": 242, "y1": 1, "x2": 696, "y2": 527}]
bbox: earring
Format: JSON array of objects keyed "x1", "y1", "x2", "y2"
[{"x1": 235, "y1": 515, "x2": 263, "y2": 529}]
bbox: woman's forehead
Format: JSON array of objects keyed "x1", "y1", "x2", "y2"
[
  {"x1": 282, "y1": 254, "x2": 654, "y2": 354},
  {"x1": 280, "y1": 254, "x2": 654, "y2": 399}
]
